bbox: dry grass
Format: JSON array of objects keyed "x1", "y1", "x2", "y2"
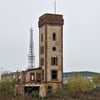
[{"x1": 0, "y1": 92, "x2": 100, "y2": 100}]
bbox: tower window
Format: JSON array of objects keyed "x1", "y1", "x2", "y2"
[
  {"x1": 51, "y1": 57, "x2": 58, "y2": 65},
  {"x1": 40, "y1": 46, "x2": 44, "y2": 54},
  {"x1": 36, "y1": 73, "x2": 41, "y2": 82},
  {"x1": 42, "y1": 70, "x2": 44, "y2": 80},
  {"x1": 30, "y1": 73, "x2": 35, "y2": 81},
  {"x1": 41, "y1": 34, "x2": 43, "y2": 42},
  {"x1": 40, "y1": 58, "x2": 44, "y2": 66},
  {"x1": 52, "y1": 47, "x2": 56, "y2": 51},
  {"x1": 51, "y1": 70, "x2": 57, "y2": 80},
  {"x1": 52, "y1": 33, "x2": 56, "y2": 41}
]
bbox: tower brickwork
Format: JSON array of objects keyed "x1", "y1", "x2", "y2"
[{"x1": 38, "y1": 14, "x2": 64, "y2": 83}]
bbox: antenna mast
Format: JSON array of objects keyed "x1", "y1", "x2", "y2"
[
  {"x1": 54, "y1": 1, "x2": 56, "y2": 14},
  {"x1": 28, "y1": 27, "x2": 35, "y2": 69}
]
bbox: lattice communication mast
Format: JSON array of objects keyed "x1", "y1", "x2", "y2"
[{"x1": 28, "y1": 27, "x2": 35, "y2": 69}]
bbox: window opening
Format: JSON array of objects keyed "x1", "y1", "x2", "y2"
[
  {"x1": 41, "y1": 34, "x2": 43, "y2": 42},
  {"x1": 51, "y1": 70, "x2": 57, "y2": 80},
  {"x1": 52, "y1": 47, "x2": 56, "y2": 51},
  {"x1": 30, "y1": 73, "x2": 35, "y2": 81},
  {"x1": 52, "y1": 33, "x2": 56, "y2": 41},
  {"x1": 51, "y1": 57, "x2": 58, "y2": 65},
  {"x1": 40, "y1": 58, "x2": 44, "y2": 66}
]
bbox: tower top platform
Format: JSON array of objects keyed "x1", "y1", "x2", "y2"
[{"x1": 38, "y1": 13, "x2": 64, "y2": 27}]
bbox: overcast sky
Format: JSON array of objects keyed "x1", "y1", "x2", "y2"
[{"x1": 0, "y1": 0, "x2": 100, "y2": 73}]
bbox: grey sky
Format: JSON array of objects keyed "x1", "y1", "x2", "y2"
[{"x1": 0, "y1": 0, "x2": 100, "y2": 73}]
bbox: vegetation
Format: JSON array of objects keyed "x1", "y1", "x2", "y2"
[
  {"x1": 0, "y1": 73, "x2": 99, "y2": 99},
  {"x1": 51, "y1": 75, "x2": 95, "y2": 100},
  {"x1": 0, "y1": 71, "x2": 20, "y2": 96},
  {"x1": 92, "y1": 75, "x2": 100, "y2": 87},
  {"x1": 0, "y1": 79, "x2": 14, "y2": 95},
  {"x1": 47, "y1": 85, "x2": 53, "y2": 95},
  {"x1": 66, "y1": 75, "x2": 94, "y2": 93}
]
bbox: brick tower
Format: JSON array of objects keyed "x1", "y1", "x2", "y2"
[
  {"x1": 38, "y1": 13, "x2": 64, "y2": 84},
  {"x1": 18, "y1": 13, "x2": 64, "y2": 97}
]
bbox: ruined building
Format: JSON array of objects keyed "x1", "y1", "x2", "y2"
[{"x1": 17, "y1": 13, "x2": 64, "y2": 97}]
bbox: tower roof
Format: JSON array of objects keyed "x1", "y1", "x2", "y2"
[{"x1": 38, "y1": 13, "x2": 64, "y2": 27}]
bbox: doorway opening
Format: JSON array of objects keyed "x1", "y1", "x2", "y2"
[{"x1": 24, "y1": 86, "x2": 40, "y2": 97}]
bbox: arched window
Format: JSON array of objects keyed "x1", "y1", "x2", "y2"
[{"x1": 30, "y1": 73, "x2": 35, "y2": 81}]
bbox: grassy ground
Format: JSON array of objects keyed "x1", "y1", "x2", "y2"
[{"x1": 0, "y1": 91, "x2": 100, "y2": 100}]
